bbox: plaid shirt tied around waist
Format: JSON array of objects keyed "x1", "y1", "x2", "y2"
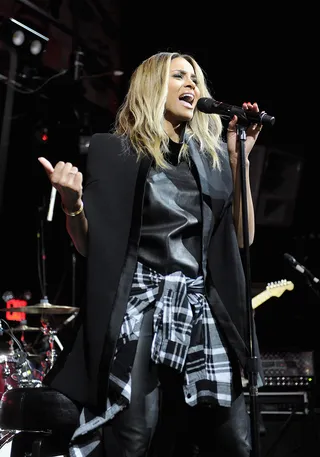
[{"x1": 70, "y1": 262, "x2": 232, "y2": 456}]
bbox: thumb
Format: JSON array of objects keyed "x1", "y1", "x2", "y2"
[{"x1": 38, "y1": 157, "x2": 54, "y2": 176}]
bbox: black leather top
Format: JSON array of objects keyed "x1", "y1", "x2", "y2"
[{"x1": 138, "y1": 140, "x2": 202, "y2": 278}]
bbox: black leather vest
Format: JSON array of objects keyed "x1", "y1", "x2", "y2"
[{"x1": 138, "y1": 140, "x2": 203, "y2": 278}]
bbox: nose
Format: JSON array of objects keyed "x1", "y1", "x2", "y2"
[{"x1": 185, "y1": 77, "x2": 196, "y2": 89}]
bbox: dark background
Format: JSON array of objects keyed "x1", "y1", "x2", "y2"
[{"x1": 0, "y1": 1, "x2": 316, "y2": 404}]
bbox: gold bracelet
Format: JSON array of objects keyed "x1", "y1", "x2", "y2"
[{"x1": 61, "y1": 201, "x2": 84, "y2": 217}]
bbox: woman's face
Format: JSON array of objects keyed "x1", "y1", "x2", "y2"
[{"x1": 164, "y1": 57, "x2": 200, "y2": 127}]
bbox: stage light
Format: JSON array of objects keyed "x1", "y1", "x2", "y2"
[
  {"x1": 12, "y1": 30, "x2": 25, "y2": 47},
  {"x1": 2, "y1": 291, "x2": 14, "y2": 302},
  {"x1": 22, "y1": 290, "x2": 32, "y2": 301},
  {"x1": 41, "y1": 129, "x2": 49, "y2": 142},
  {"x1": 0, "y1": 17, "x2": 49, "y2": 59},
  {"x1": 30, "y1": 39, "x2": 43, "y2": 56},
  {"x1": 1, "y1": 291, "x2": 26, "y2": 322},
  {"x1": 34, "y1": 125, "x2": 49, "y2": 144}
]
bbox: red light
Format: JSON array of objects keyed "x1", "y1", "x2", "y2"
[
  {"x1": 5, "y1": 299, "x2": 27, "y2": 321},
  {"x1": 41, "y1": 133, "x2": 48, "y2": 142}
]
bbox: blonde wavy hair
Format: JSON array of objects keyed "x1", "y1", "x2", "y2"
[{"x1": 113, "y1": 52, "x2": 224, "y2": 169}]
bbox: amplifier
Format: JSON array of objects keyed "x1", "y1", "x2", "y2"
[
  {"x1": 260, "y1": 350, "x2": 315, "y2": 388},
  {"x1": 244, "y1": 390, "x2": 309, "y2": 415}
]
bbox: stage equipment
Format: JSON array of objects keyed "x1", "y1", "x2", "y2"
[
  {"x1": 5, "y1": 325, "x2": 41, "y2": 333},
  {"x1": 261, "y1": 351, "x2": 315, "y2": 389},
  {"x1": 244, "y1": 351, "x2": 319, "y2": 456},
  {"x1": 197, "y1": 97, "x2": 275, "y2": 127},
  {"x1": 252, "y1": 280, "x2": 294, "y2": 310},
  {"x1": 284, "y1": 253, "x2": 320, "y2": 284},
  {"x1": 0, "y1": 17, "x2": 49, "y2": 59},
  {"x1": 0, "y1": 319, "x2": 43, "y2": 398},
  {"x1": 244, "y1": 350, "x2": 315, "y2": 416},
  {"x1": 0, "y1": 304, "x2": 79, "y2": 315},
  {"x1": 218, "y1": 106, "x2": 274, "y2": 457}
]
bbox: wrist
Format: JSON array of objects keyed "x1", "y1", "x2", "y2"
[
  {"x1": 61, "y1": 200, "x2": 84, "y2": 217},
  {"x1": 230, "y1": 158, "x2": 250, "y2": 169}
]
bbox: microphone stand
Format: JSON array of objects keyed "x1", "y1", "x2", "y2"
[
  {"x1": 236, "y1": 123, "x2": 261, "y2": 457},
  {"x1": 71, "y1": 242, "x2": 76, "y2": 306},
  {"x1": 304, "y1": 275, "x2": 320, "y2": 300}
]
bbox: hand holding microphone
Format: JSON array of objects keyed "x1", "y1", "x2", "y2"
[
  {"x1": 196, "y1": 97, "x2": 275, "y2": 127},
  {"x1": 198, "y1": 99, "x2": 270, "y2": 160}
]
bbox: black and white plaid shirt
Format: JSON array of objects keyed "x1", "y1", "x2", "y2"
[{"x1": 70, "y1": 261, "x2": 232, "y2": 457}]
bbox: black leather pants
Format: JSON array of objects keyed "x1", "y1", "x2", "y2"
[
  {"x1": 109, "y1": 309, "x2": 251, "y2": 457},
  {"x1": 110, "y1": 308, "x2": 159, "y2": 457}
]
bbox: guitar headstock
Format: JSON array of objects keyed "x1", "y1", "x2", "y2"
[{"x1": 266, "y1": 279, "x2": 294, "y2": 297}]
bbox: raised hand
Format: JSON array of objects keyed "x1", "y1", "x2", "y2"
[
  {"x1": 226, "y1": 102, "x2": 263, "y2": 163},
  {"x1": 38, "y1": 157, "x2": 83, "y2": 213}
]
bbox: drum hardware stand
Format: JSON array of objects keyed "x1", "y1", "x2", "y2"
[
  {"x1": 11, "y1": 350, "x2": 35, "y2": 387},
  {"x1": 0, "y1": 318, "x2": 32, "y2": 389},
  {"x1": 36, "y1": 208, "x2": 58, "y2": 376},
  {"x1": 71, "y1": 242, "x2": 76, "y2": 307},
  {"x1": 57, "y1": 242, "x2": 79, "y2": 330},
  {"x1": 37, "y1": 198, "x2": 65, "y2": 339},
  {"x1": 7, "y1": 338, "x2": 14, "y2": 357},
  {"x1": 40, "y1": 319, "x2": 63, "y2": 376},
  {"x1": 37, "y1": 199, "x2": 51, "y2": 310},
  {"x1": 36, "y1": 206, "x2": 66, "y2": 374}
]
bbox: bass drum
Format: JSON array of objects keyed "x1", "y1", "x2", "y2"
[
  {"x1": 0, "y1": 350, "x2": 43, "y2": 399},
  {"x1": 0, "y1": 431, "x2": 66, "y2": 457},
  {"x1": 0, "y1": 353, "x2": 18, "y2": 398}
]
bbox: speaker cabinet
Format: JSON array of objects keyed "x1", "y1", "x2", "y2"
[{"x1": 257, "y1": 412, "x2": 320, "y2": 457}]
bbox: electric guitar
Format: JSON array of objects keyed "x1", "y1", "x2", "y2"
[
  {"x1": 252, "y1": 280, "x2": 294, "y2": 310},
  {"x1": 241, "y1": 280, "x2": 294, "y2": 388}
]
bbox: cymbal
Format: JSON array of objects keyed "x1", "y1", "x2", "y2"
[
  {"x1": 0, "y1": 304, "x2": 79, "y2": 314},
  {"x1": 7, "y1": 325, "x2": 41, "y2": 332}
]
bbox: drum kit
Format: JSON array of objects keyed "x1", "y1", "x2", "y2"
[
  {"x1": 0, "y1": 301, "x2": 79, "y2": 401},
  {"x1": 0, "y1": 300, "x2": 79, "y2": 452}
]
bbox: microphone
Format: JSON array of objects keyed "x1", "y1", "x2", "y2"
[
  {"x1": 284, "y1": 253, "x2": 320, "y2": 284},
  {"x1": 196, "y1": 97, "x2": 275, "y2": 127},
  {"x1": 47, "y1": 186, "x2": 57, "y2": 221}
]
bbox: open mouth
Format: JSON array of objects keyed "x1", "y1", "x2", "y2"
[{"x1": 179, "y1": 93, "x2": 194, "y2": 108}]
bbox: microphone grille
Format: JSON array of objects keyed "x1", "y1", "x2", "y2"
[
  {"x1": 284, "y1": 253, "x2": 296, "y2": 265},
  {"x1": 196, "y1": 97, "x2": 213, "y2": 113}
]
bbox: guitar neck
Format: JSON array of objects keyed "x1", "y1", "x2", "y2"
[{"x1": 252, "y1": 290, "x2": 273, "y2": 309}]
